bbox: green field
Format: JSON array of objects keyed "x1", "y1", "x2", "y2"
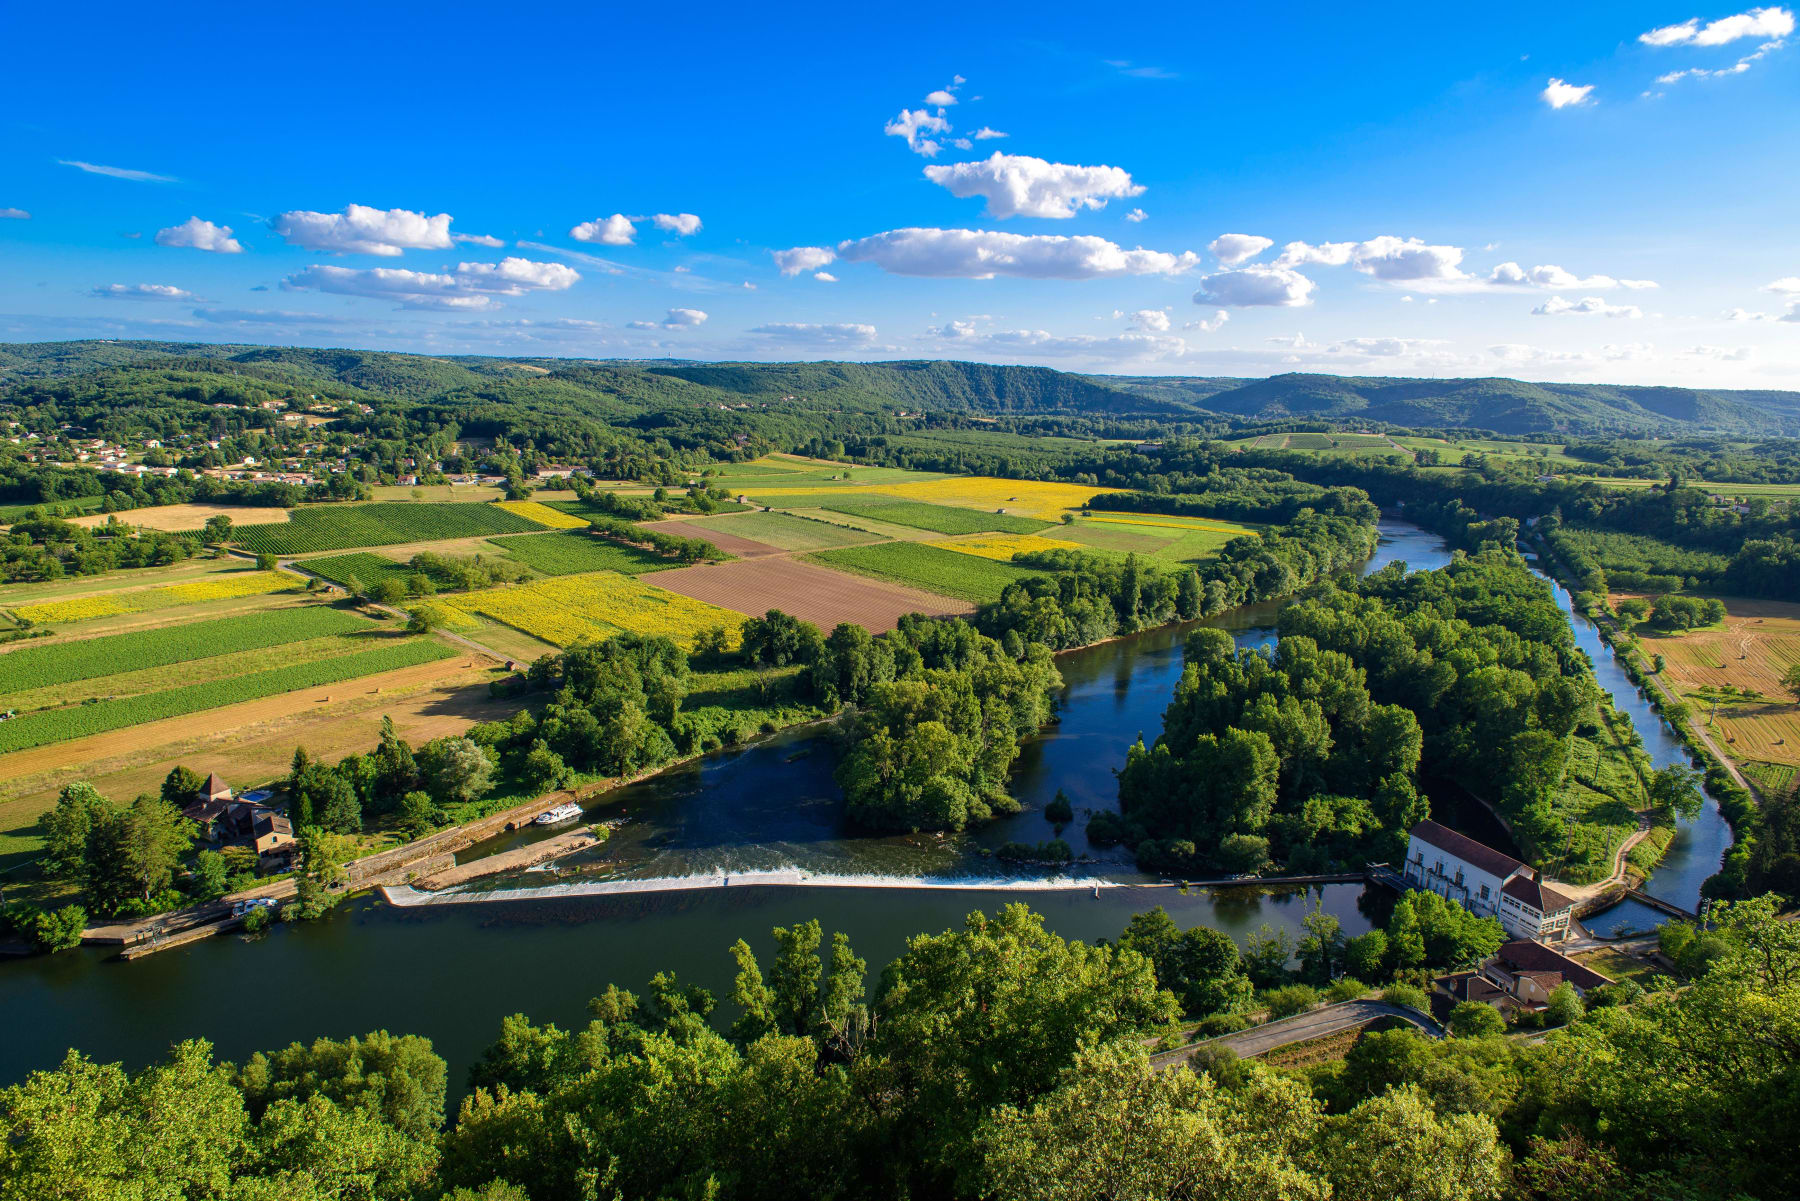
[
  {"x1": 818, "y1": 497, "x2": 1050, "y2": 536},
  {"x1": 809, "y1": 542, "x2": 1041, "y2": 604},
  {"x1": 296, "y1": 552, "x2": 436, "y2": 591},
  {"x1": 0, "y1": 494, "x2": 109, "y2": 523},
  {"x1": 231, "y1": 502, "x2": 544, "y2": 555},
  {"x1": 687, "y1": 511, "x2": 874, "y2": 551},
  {"x1": 0, "y1": 636, "x2": 455, "y2": 754},
  {"x1": 490, "y1": 531, "x2": 675, "y2": 576},
  {"x1": 0, "y1": 606, "x2": 368, "y2": 693}
]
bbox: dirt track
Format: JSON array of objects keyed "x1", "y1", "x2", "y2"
[{"x1": 651, "y1": 557, "x2": 970, "y2": 633}]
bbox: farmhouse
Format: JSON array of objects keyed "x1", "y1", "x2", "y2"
[
  {"x1": 180, "y1": 774, "x2": 299, "y2": 871},
  {"x1": 1402, "y1": 820, "x2": 1576, "y2": 942},
  {"x1": 1434, "y1": 939, "x2": 1614, "y2": 1016}
]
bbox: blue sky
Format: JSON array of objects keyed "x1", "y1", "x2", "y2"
[{"x1": 2, "y1": 1, "x2": 1797, "y2": 386}]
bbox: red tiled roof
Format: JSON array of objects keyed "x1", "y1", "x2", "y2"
[
  {"x1": 1498, "y1": 939, "x2": 1612, "y2": 992},
  {"x1": 1503, "y1": 874, "x2": 1575, "y2": 914},
  {"x1": 1409, "y1": 819, "x2": 1526, "y2": 880}
]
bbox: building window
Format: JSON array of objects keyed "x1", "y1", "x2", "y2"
[{"x1": 1479, "y1": 885, "x2": 1489, "y2": 900}]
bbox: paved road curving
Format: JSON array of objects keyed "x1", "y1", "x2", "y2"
[{"x1": 1151, "y1": 1000, "x2": 1443, "y2": 1071}]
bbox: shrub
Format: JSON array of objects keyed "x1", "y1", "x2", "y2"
[
  {"x1": 1191, "y1": 1012, "x2": 1250, "y2": 1038},
  {"x1": 1448, "y1": 1001, "x2": 1508, "y2": 1038},
  {"x1": 1262, "y1": 984, "x2": 1319, "y2": 1019},
  {"x1": 29, "y1": 905, "x2": 88, "y2": 953},
  {"x1": 1326, "y1": 977, "x2": 1368, "y2": 1003},
  {"x1": 1044, "y1": 789, "x2": 1074, "y2": 826},
  {"x1": 1545, "y1": 982, "x2": 1585, "y2": 1027},
  {"x1": 1381, "y1": 984, "x2": 1428, "y2": 1012}
]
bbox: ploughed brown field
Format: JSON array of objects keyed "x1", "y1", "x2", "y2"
[
  {"x1": 650, "y1": 557, "x2": 970, "y2": 633},
  {"x1": 638, "y1": 519, "x2": 786, "y2": 559}
]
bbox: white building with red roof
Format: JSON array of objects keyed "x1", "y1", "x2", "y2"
[{"x1": 1404, "y1": 819, "x2": 1576, "y2": 942}]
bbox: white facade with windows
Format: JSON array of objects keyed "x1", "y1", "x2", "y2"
[{"x1": 1402, "y1": 820, "x2": 1576, "y2": 942}]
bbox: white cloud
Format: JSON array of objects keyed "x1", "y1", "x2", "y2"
[
  {"x1": 651, "y1": 212, "x2": 703, "y2": 236},
  {"x1": 570, "y1": 213, "x2": 637, "y2": 246},
  {"x1": 773, "y1": 246, "x2": 837, "y2": 275},
  {"x1": 973, "y1": 127, "x2": 1009, "y2": 140},
  {"x1": 0, "y1": 208, "x2": 28, "y2": 220},
  {"x1": 452, "y1": 233, "x2": 505, "y2": 248},
  {"x1": 1125, "y1": 207, "x2": 1147, "y2": 223},
  {"x1": 58, "y1": 159, "x2": 176, "y2": 182},
  {"x1": 813, "y1": 271, "x2": 838, "y2": 282},
  {"x1": 1766, "y1": 276, "x2": 1800, "y2": 294},
  {"x1": 922, "y1": 152, "x2": 1145, "y2": 219},
  {"x1": 1184, "y1": 310, "x2": 1229, "y2": 332},
  {"x1": 92, "y1": 283, "x2": 193, "y2": 300},
  {"x1": 1277, "y1": 235, "x2": 1465, "y2": 281},
  {"x1": 749, "y1": 321, "x2": 879, "y2": 345},
  {"x1": 835, "y1": 228, "x2": 1200, "y2": 279},
  {"x1": 1542, "y1": 78, "x2": 1596, "y2": 108},
  {"x1": 662, "y1": 307, "x2": 708, "y2": 327},
  {"x1": 1724, "y1": 307, "x2": 1773, "y2": 320},
  {"x1": 928, "y1": 320, "x2": 1188, "y2": 362},
  {"x1": 272, "y1": 205, "x2": 454, "y2": 256},
  {"x1": 1193, "y1": 264, "x2": 1316, "y2": 307},
  {"x1": 1208, "y1": 233, "x2": 1273, "y2": 266},
  {"x1": 1330, "y1": 336, "x2": 1447, "y2": 357},
  {"x1": 154, "y1": 216, "x2": 243, "y2": 254},
  {"x1": 885, "y1": 108, "x2": 951, "y2": 156},
  {"x1": 1641, "y1": 7, "x2": 1793, "y2": 45},
  {"x1": 1125, "y1": 309, "x2": 1170, "y2": 332},
  {"x1": 282, "y1": 256, "x2": 578, "y2": 310},
  {"x1": 1532, "y1": 295, "x2": 1643, "y2": 318},
  {"x1": 1683, "y1": 344, "x2": 1754, "y2": 360},
  {"x1": 1488, "y1": 262, "x2": 1657, "y2": 290},
  {"x1": 925, "y1": 89, "x2": 958, "y2": 106}
]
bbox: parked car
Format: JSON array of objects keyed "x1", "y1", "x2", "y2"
[{"x1": 231, "y1": 898, "x2": 278, "y2": 917}]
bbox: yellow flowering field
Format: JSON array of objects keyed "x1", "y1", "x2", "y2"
[
  {"x1": 1085, "y1": 514, "x2": 1260, "y2": 536},
  {"x1": 494, "y1": 499, "x2": 590, "y2": 529},
  {"x1": 12, "y1": 570, "x2": 303, "y2": 623},
  {"x1": 740, "y1": 474, "x2": 1122, "y2": 520},
  {"x1": 444, "y1": 571, "x2": 744, "y2": 650},
  {"x1": 939, "y1": 534, "x2": 1086, "y2": 561}
]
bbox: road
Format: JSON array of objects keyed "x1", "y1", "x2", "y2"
[{"x1": 1150, "y1": 1000, "x2": 1443, "y2": 1071}]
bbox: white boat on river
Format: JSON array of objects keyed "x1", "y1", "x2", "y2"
[{"x1": 533, "y1": 800, "x2": 583, "y2": 826}]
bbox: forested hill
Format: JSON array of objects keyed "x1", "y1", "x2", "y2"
[
  {"x1": 4, "y1": 340, "x2": 1799, "y2": 437},
  {"x1": 1093, "y1": 371, "x2": 1800, "y2": 436}
]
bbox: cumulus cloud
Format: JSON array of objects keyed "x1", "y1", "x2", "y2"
[
  {"x1": 925, "y1": 89, "x2": 958, "y2": 106},
  {"x1": 1279, "y1": 235, "x2": 1466, "y2": 281},
  {"x1": 1193, "y1": 265, "x2": 1316, "y2": 307},
  {"x1": 452, "y1": 233, "x2": 505, "y2": 248},
  {"x1": 835, "y1": 228, "x2": 1200, "y2": 279},
  {"x1": 1125, "y1": 208, "x2": 1147, "y2": 222},
  {"x1": 1532, "y1": 295, "x2": 1643, "y2": 318},
  {"x1": 1641, "y1": 7, "x2": 1793, "y2": 45},
  {"x1": 58, "y1": 159, "x2": 176, "y2": 182},
  {"x1": 928, "y1": 319, "x2": 1188, "y2": 362},
  {"x1": 650, "y1": 212, "x2": 703, "y2": 236},
  {"x1": 1208, "y1": 233, "x2": 1273, "y2": 266},
  {"x1": 155, "y1": 216, "x2": 243, "y2": 254},
  {"x1": 92, "y1": 283, "x2": 193, "y2": 300},
  {"x1": 1542, "y1": 78, "x2": 1596, "y2": 108},
  {"x1": 885, "y1": 107, "x2": 952, "y2": 156},
  {"x1": 0, "y1": 207, "x2": 28, "y2": 219},
  {"x1": 749, "y1": 321, "x2": 879, "y2": 345},
  {"x1": 773, "y1": 246, "x2": 837, "y2": 275},
  {"x1": 813, "y1": 271, "x2": 838, "y2": 282},
  {"x1": 1120, "y1": 309, "x2": 1170, "y2": 332},
  {"x1": 1488, "y1": 262, "x2": 1658, "y2": 290},
  {"x1": 629, "y1": 307, "x2": 709, "y2": 330},
  {"x1": 282, "y1": 256, "x2": 578, "y2": 310},
  {"x1": 272, "y1": 205, "x2": 453, "y2": 255},
  {"x1": 1766, "y1": 277, "x2": 1800, "y2": 294},
  {"x1": 972, "y1": 127, "x2": 1008, "y2": 140},
  {"x1": 922, "y1": 153, "x2": 1145, "y2": 219},
  {"x1": 570, "y1": 213, "x2": 637, "y2": 246},
  {"x1": 1184, "y1": 310, "x2": 1229, "y2": 332}
]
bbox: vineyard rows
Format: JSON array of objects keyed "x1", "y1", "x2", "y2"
[
  {"x1": 233, "y1": 502, "x2": 543, "y2": 555},
  {"x1": 818, "y1": 498, "x2": 1049, "y2": 536},
  {"x1": 490, "y1": 532, "x2": 673, "y2": 577},
  {"x1": 809, "y1": 542, "x2": 1039, "y2": 604},
  {"x1": 0, "y1": 637, "x2": 455, "y2": 754},
  {"x1": 0, "y1": 606, "x2": 369, "y2": 693}
]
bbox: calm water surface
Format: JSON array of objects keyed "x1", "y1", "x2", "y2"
[{"x1": 0, "y1": 519, "x2": 1729, "y2": 1086}]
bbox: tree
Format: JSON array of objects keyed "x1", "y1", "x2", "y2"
[
  {"x1": 1345, "y1": 929, "x2": 1390, "y2": 983},
  {"x1": 1119, "y1": 907, "x2": 1251, "y2": 1016},
  {"x1": 40, "y1": 782, "x2": 115, "y2": 880},
  {"x1": 521, "y1": 740, "x2": 569, "y2": 794},
  {"x1": 203, "y1": 514, "x2": 234, "y2": 544},
  {"x1": 373, "y1": 578, "x2": 408, "y2": 606},
  {"x1": 739, "y1": 609, "x2": 824, "y2": 669},
  {"x1": 160, "y1": 765, "x2": 204, "y2": 807},
  {"x1": 233, "y1": 1030, "x2": 448, "y2": 1142},
  {"x1": 1297, "y1": 906, "x2": 1343, "y2": 985},
  {"x1": 1544, "y1": 981, "x2": 1583, "y2": 1027},
  {"x1": 397, "y1": 791, "x2": 440, "y2": 837},
  {"x1": 407, "y1": 603, "x2": 449, "y2": 634},
  {"x1": 1447, "y1": 1001, "x2": 1507, "y2": 1038},
  {"x1": 1320, "y1": 1084, "x2": 1505, "y2": 1201},
  {"x1": 1045, "y1": 789, "x2": 1074, "y2": 826},
  {"x1": 29, "y1": 905, "x2": 87, "y2": 953},
  {"x1": 255, "y1": 552, "x2": 278, "y2": 571},
  {"x1": 418, "y1": 736, "x2": 494, "y2": 805},
  {"x1": 1647, "y1": 763, "x2": 1704, "y2": 822},
  {"x1": 292, "y1": 761, "x2": 357, "y2": 833},
  {"x1": 290, "y1": 830, "x2": 351, "y2": 921},
  {"x1": 190, "y1": 849, "x2": 231, "y2": 900},
  {"x1": 1784, "y1": 663, "x2": 1800, "y2": 704}
]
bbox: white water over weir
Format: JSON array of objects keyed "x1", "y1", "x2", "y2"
[{"x1": 380, "y1": 871, "x2": 1131, "y2": 906}]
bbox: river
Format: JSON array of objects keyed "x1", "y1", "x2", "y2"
[{"x1": 0, "y1": 519, "x2": 1731, "y2": 1090}]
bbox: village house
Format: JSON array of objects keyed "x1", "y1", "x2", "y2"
[
  {"x1": 1434, "y1": 939, "x2": 1613, "y2": 1017},
  {"x1": 180, "y1": 773, "x2": 299, "y2": 871},
  {"x1": 1403, "y1": 820, "x2": 1576, "y2": 941}
]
